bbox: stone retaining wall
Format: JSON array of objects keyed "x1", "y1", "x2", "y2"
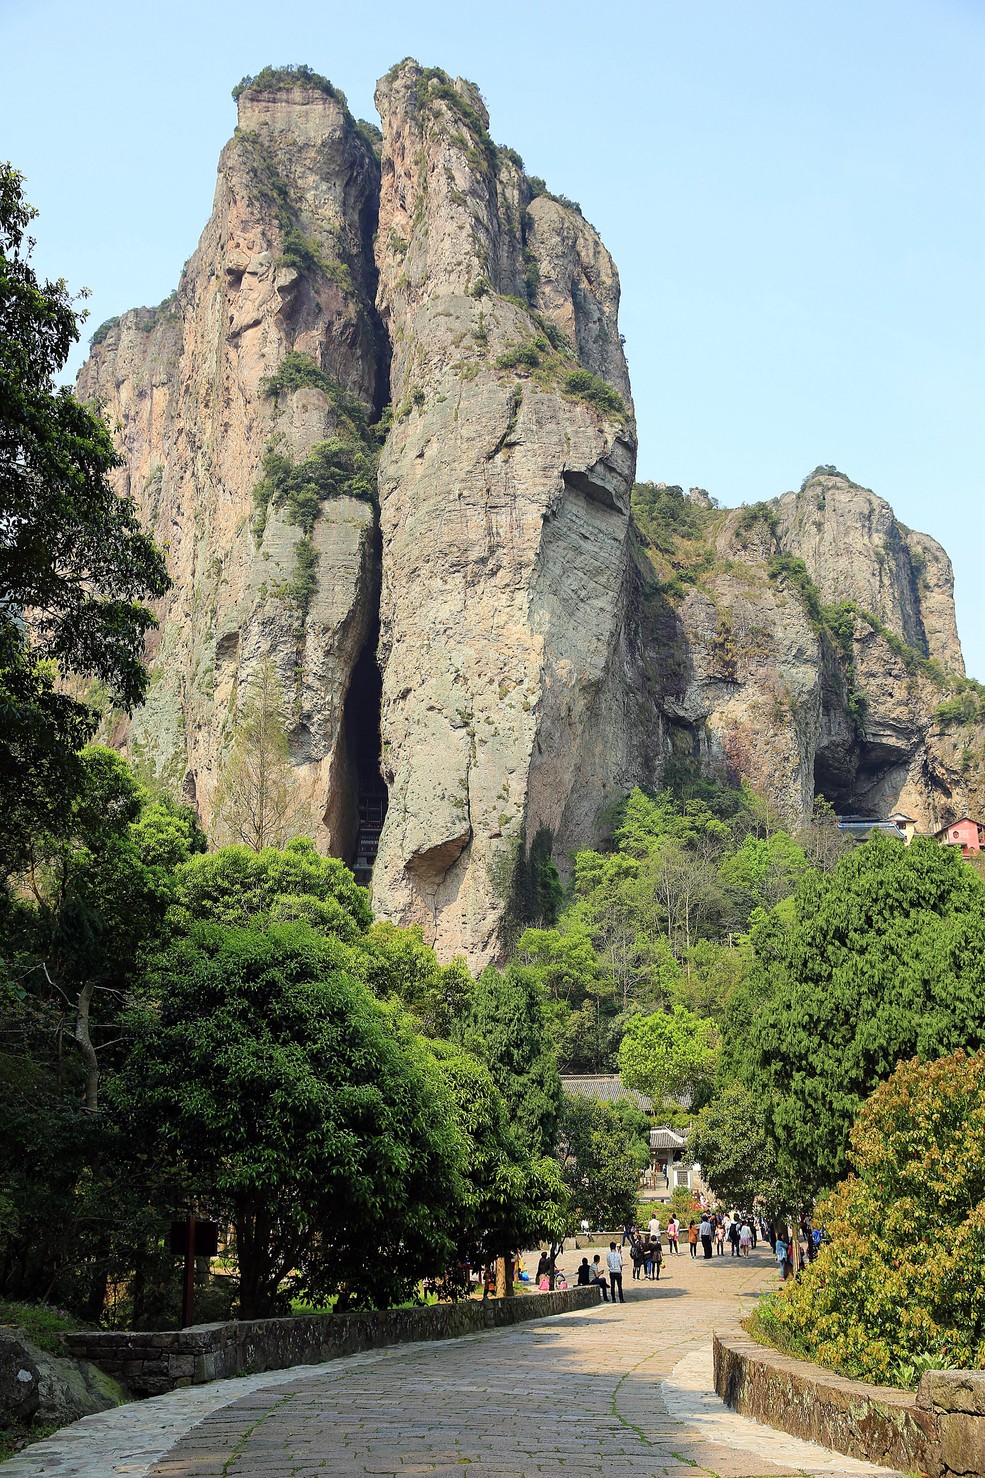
[
  {"x1": 714, "y1": 1328, "x2": 985, "y2": 1477},
  {"x1": 64, "y1": 1287, "x2": 601, "y2": 1398}
]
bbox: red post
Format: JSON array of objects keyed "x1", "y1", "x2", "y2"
[{"x1": 182, "y1": 1213, "x2": 196, "y2": 1328}]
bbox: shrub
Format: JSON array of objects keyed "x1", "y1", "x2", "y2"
[
  {"x1": 260, "y1": 352, "x2": 370, "y2": 436},
  {"x1": 758, "y1": 1049, "x2": 985, "y2": 1386},
  {"x1": 253, "y1": 436, "x2": 376, "y2": 537},
  {"x1": 232, "y1": 65, "x2": 344, "y2": 104},
  {"x1": 495, "y1": 342, "x2": 543, "y2": 371},
  {"x1": 561, "y1": 368, "x2": 625, "y2": 419}
]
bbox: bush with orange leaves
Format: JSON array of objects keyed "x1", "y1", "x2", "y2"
[{"x1": 753, "y1": 1048, "x2": 985, "y2": 1387}]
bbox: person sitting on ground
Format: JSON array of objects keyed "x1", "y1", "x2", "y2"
[{"x1": 590, "y1": 1254, "x2": 609, "y2": 1301}]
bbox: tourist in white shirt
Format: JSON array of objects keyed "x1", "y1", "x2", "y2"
[{"x1": 605, "y1": 1242, "x2": 625, "y2": 1303}]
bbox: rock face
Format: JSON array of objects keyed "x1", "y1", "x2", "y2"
[
  {"x1": 78, "y1": 79, "x2": 385, "y2": 855},
  {"x1": 80, "y1": 69, "x2": 983, "y2": 965},
  {"x1": 0, "y1": 1330, "x2": 122, "y2": 1430},
  {"x1": 81, "y1": 64, "x2": 639, "y2": 965},
  {"x1": 632, "y1": 470, "x2": 984, "y2": 833},
  {"x1": 370, "y1": 63, "x2": 637, "y2": 959}
]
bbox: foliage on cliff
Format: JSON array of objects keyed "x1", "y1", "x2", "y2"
[
  {"x1": 232, "y1": 65, "x2": 345, "y2": 104},
  {"x1": 756, "y1": 1049, "x2": 985, "y2": 1385},
  {"x1": 514, "y1": 780, "x2": 819, "y2": 1076}
]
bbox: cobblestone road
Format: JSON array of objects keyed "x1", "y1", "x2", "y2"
[{"x1": 4, "y1": 1244, "x2": 902, "y2": 1477}]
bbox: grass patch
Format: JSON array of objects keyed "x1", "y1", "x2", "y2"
[
  {"x1": 0, "y1": 1420, "x2": 62, "y2": 1463},
  {"x1": 0, "y1": 1301, "x2": 81, "y2": 1353}
]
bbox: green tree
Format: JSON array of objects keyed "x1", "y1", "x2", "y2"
[
  {"x1": 761, "y1": 1049, "x2": 985, "y2": 1384},
  {"x1": 687, "y1": 1080, "x2": 787, "y2": 1213},
  {"x1": 618, "y1": 1005, "x2": 718, "y2": 1106},
  {"x1": 170, "y1": 835, "x2": 371, "y2": 942},
  {"x1": 557, "y1": 1095, "x2": 649, "y2": 1229},
  {"x1": 4, "y1": 746, "x2": 204, "y2": 1112},
  {"x1": 0, "y1": 750, "x2": 203, "y2": 1313},
  {"x1": 453, "y1": 964, "x2": 563, "y2": 1157},
  {"x1": 114, "y1": 922, "x2": 468, "y2": 1317},
  {"x1": 0, "y1": 164, "x2": 169, "y2": 871},
  {"x1": 212, "y1": 659, "x2": 304, "y2": 850},
  {"x1": 358, "y1": 921, "x2": 470, "y2": 1039},
  {"x1": 728, "y1": 834, "x2": 985, "y2": 1194},
  {"x1": 435, "y1": 1046, "x2": 566, "y2": 1280}
]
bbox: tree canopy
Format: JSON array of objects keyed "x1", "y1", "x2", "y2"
[
  {"x1": 760, "y1": 1049, "x2": 985, "y2": 1384},
  {"x1": 0, "y1": 164, "x2": 169, "y2": 872},
  {"x1": 115, "y1": 922, "x2": 469, "y2": 1317},
  {"x1": 725, "y1": 835, "x2": 985, "y2": 1192}
]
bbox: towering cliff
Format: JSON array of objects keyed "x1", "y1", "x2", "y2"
[
  {"x1": 80, "y1": 62, "x2": 639, "y2": 963},
  {"x1": 370, "y1": 64, "x2": 636, "y2": 959},
  {"x1": 78, "y1": 71, "x2": 386, "y2": 857},
  {"x1": 631, "y1": 468, "x2": 985, "y2": 831},
  {"x1": 79, "y1": 66, "x2": 984, "y2": 966}
]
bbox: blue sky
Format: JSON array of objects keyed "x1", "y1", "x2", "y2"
[{"x1": 3, "y1": 0, "x2": 983, "y2": 672}]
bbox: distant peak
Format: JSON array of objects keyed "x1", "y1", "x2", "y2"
[{"x1": 231, "y1": 65, "x2": 346, "y2": 106}]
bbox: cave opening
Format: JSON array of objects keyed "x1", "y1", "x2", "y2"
[
  {"x1": 812, "y1": 750, "x2": 858, "y2": 815},
  {"x1": 342, "y1": 612, "x2": 388, "y2": 887}
]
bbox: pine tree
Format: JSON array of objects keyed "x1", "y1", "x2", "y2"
[{"x1": 213, "y1": 660, "x2": 304, "y2": 849}]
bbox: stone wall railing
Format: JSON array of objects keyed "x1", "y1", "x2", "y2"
[
  {"x1": 64, "y1": 1287, "x2": 602, "y2": 1397},
  {"x1": 713, "y1": 1328, "x2": 985, "y2": 1477}
]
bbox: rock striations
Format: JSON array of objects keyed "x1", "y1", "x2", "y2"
[{"x1": 79, "y1": 65, "x2": 984, "y2": 966}]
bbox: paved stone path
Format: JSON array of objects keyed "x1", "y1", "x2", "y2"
[{"x1": 3, "y1": 1245, "x2": 903, "y2": 1477}]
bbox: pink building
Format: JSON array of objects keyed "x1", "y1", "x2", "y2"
[{"x1": 934, "y1": 816, "x2": 985, "y2": 856}]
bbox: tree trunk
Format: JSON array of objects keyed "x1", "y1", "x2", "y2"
[
  {"x1": 73, "y1": 980, "x2": 100, "y2": 1112},
  {"x1": 494, "y1": 1256, "x2": 507, "y2": 1298}
]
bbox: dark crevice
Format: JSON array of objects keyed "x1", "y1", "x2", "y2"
[
  {"x1": 340, "y1": 544, "x2": 388, "y2": 886},
  {"x1": 356, "y1": 166, "x2": 392, "y2": 422}
]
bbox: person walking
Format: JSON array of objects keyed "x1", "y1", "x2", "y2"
[
  {"x1": 688, "y1": 1220, "x2": 698, "y2": 1258},
  {"x1": 590, "y1": 1254, "x2": 610, "y2": 1301},
  {"x1": 699, "y1": 1214, "x2": 714, "y2": 1259},
  {"x1": 739, "y1": 1219, "x2": 752, "y2": 1256},
  {"x1": 606, "y1": 1242, "x2": 625, "y2": 1302},
  {"x1": 667, "y1": 1215, "x2": 680, "y2": 1254},
  {"x1": 652, "y1": 1237, "x2": 663, "y2": 1281},
  {"x1": 630, "y1": 1237, "x2": 645, "y2": 1281},
  {"x1": 728, "y1": 1218, "x2": 740, "y2": 1257},
  {"x1": 714, "y1": 1216, "x2": 726, "y2": 1256},
  {"x1": 775, "y1": 1234, "x2": 788, "y2": 1279}
]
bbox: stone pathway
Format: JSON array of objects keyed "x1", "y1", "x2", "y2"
[{"x1": 2, "y1": 1246, "x2": 903, "y2": 1477}]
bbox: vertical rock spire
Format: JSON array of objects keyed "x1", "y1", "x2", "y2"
[{"x1": 371, "y1": 61, "x2": 637, "y2": 962}]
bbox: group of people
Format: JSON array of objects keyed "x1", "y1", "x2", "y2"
[
  {"x1": 686, "y1": 1211, "x2": 757, "y2": 1259},
  {"x1": 536, "y1": 1207, "x2": 819, "y2": 1303},
  {"x1": 575, "y1": 1244, "x2": 626, "y2": 1303},
  {"x1": 618, "y1": 1213, "x2": 682, "y2": 1280}
]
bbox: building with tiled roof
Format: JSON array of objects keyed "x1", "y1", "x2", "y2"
[{"x1": 560, "y1": 1075, "x2": 653, "y2": 1113}]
